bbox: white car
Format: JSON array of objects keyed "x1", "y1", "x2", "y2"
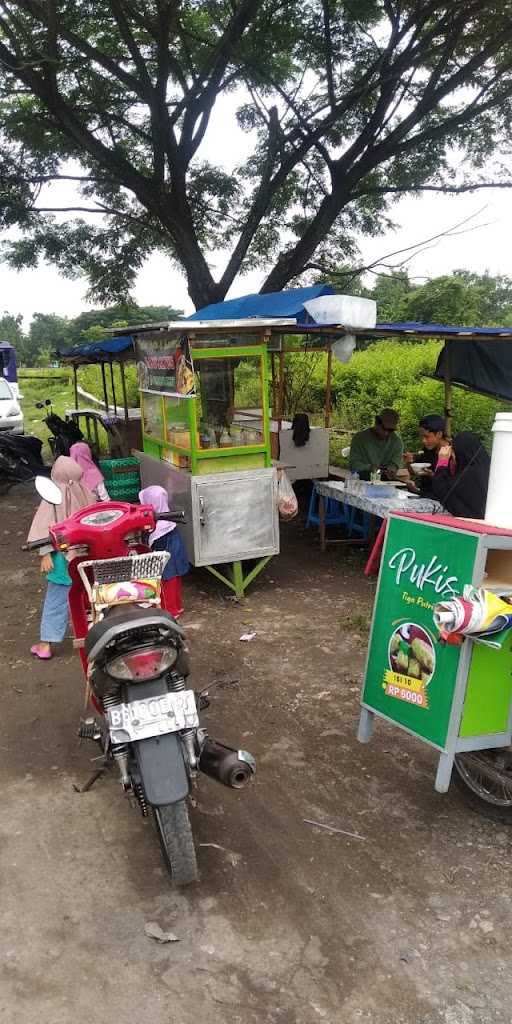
[{"x1": 0, "y1": 378, "x2": 23, "y2": 434}]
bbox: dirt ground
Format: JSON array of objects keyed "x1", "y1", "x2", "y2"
[{"x1": 1, "y1": 485, "x2": 512, "y2": 1024}]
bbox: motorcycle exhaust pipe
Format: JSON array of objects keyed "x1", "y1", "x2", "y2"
[{"x1": 199, "y1": 737, "x2": 256, "y2": 789}]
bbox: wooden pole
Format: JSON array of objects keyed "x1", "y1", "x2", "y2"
[
  {"x1": 325, "y1": 346, "x2": 333, "y2": 428},
  {"x1": 100, "y1": 362, "x2": 109, "y2": 412},
  {"x1": 120, "y1": 360, "x2": 129, "y2": 421},
  {"x1": 443, "y1": 341, "x2": 452, "y2": 438},
  {"x1": 270, "y1": 351, "x2": 276, "y2": 418},
  {"x1": 73, "y1": 364, "x2": 79, "y2": 409},
  {"x1": 278, "y1": 350, "x2": 285, "y2": 429},
  {"x1": 109, "y1": 361, "x2": 118, "y2": 415}
]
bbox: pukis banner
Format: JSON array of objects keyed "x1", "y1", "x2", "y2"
[
  {"x1": 135, "y1": 332, "x2": 195, "y2": 398},
  {"x1": 362, "y1": 516, "x2": 479, "y2": 749}
]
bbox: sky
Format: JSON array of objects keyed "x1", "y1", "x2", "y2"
[{"x1": 2, "y1": 88, "x2": 512, "y2": 325}]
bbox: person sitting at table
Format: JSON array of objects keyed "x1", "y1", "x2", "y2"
[
  {"x1": 431, "y1": 432, "x2": 490, "y2": 518},
  {"x1": 349, "y1": 408, "x2": 403, "y2": 480},
  {"x1": 405, "y1": 414, "x2": 447, "y2": 495}
]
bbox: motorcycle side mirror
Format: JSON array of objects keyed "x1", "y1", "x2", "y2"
[
  {"x1": 35, "y1": 402, "x2": 44, "y2": 409},
  {"x1": 35, "y1": 475, "x2": 63, "y2": 506},
  {"x1": 45, "y1": 399, "x2": 52, "y2": 406}
]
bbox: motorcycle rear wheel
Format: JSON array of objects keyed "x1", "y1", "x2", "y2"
[
  {"x1": 153, "y1": 799, "x2": 198, "y2": 885},
  {"x1": 453, "y1": 750, "x2": 512, "y2": 823}
]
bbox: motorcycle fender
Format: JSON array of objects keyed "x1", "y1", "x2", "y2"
[{"x1": 133, "y1": 733, "x2": 189, "y2": 807}]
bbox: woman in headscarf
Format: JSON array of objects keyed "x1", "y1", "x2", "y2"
[
  {"x1": 431, "y1": 432, "x2": 490, "y2": 518},
  {"x1": 70, "y1": 442, "x2": 110, "y2": 501},
  {"x1": 139, "y1": 485, "x2": 189, "y2": 618},
  {"x1": 28, "y1": 456, "x2": 96, "y2": 659}
]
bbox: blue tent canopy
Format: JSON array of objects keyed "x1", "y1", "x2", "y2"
[
  {"x1": 187, "y1": 284, "x2": 333, "y2": 322},
  {"x1": 368, "y1": 321, "x2": 512, "y2": 339},
  {"x1": 58, "y1": 335, "x2": 134, "y2": 359}
]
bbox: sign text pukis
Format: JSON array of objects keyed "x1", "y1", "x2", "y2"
[{"x1": 136, "y1": 332, "x2": 195, "y2": 398}]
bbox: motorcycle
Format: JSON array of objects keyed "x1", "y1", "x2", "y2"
[
  {"x1": 453, "y1": 749, "x2": 512, "y2": 822},
  {"x1": 25, "y1": 477, "x2": 255, "y2": 885},
  {"x1": 0, "y1": 433, "x2": 48, "y2": 494},
  {"x1": 35, "y1": 398, "x2": 83, "y2": 456}
]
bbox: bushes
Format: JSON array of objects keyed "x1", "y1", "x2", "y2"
[
  {"x1": 331, "y1": 340, "x2": 506, "y2": 452},
  {"x1": 274, "y1": 340, "x2": 507, "y2": 460}
]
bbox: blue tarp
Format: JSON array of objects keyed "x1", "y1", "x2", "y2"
[
  {"x1": 372, "y1": 321, "x2": 512, "y2": 338},
  {"x1": 187, "y1": 284, "x2": 333, "y2": 322},
  {"x1": 58, "y1": 335, "x2": 134, "y2": 359}
]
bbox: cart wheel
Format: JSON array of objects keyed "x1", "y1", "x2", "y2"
[{"x1": 453, "y1": 750, "x2": 512, "y2": 823}]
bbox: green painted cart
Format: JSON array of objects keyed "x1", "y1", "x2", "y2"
[
  {"x1": 358, "y1": 513, "x2": 512, "y2": 792},
  {"x1": 135, "y1": 324, "x2": 280, "y2": 598}
]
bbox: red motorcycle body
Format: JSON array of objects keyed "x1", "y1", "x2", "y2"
[{"x1": 49, "y1": 501, "x2": 156, "y2": 673}]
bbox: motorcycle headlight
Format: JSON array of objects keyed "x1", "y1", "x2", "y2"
[{"x1": 105, "y1": 645, "x2": 178, "y2": 681}]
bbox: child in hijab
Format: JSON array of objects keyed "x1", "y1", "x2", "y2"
[
  {"x1": 70, "y1": 442, "x2": 110, "y2": 501},
  {"x1": 139, "y1": 485, "x2": 189, "y2": 618},
  {"x1": 27, "y1": 456, "x2": 96, "y2": 660}
]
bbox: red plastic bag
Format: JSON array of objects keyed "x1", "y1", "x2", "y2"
[{"x1": 277, "y1": 470, "x2": 298, "y2": 521}]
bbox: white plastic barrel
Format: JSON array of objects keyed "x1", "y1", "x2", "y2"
[{"x1": 485, "y1": 412, "x2": 512, "y2": 528}]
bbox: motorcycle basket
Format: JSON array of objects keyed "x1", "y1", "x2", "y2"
[{"x1": 78, "y1": 552, "x2": 170, "y2": 613}]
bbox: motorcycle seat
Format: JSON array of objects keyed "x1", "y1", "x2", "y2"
[{"x1": 85, "y1": 604, "x2": 183, "y2": 663}]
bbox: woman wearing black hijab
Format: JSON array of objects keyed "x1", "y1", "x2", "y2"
[{"x1": 432, "y1": 432, "x2": 490, "y2": 518}]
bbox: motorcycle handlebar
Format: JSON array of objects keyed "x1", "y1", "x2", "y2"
[
  {"x1": 22, "y1": 536, "x2": 52, "y2": 551},
  {"x1": 156, "y1": 511, "x2": 185, "y2": 521}
]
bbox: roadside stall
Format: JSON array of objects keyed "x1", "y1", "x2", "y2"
[
  {"x1": 133, "y1": 320, "x2": 279, "y2": 598},
  {"x1": 58, "y1": 335, "x2": 142, "y2": 459},
  {"x1": 358, "y1": 510, "x2": 512, "y2": 793}
]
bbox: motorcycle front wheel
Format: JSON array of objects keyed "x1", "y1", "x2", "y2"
[
  {"x1": 153, "y1": 799, "x2": 198, "y2": 885},
  {"x1": 453, "y1": 749, "x2": 512, "y2": 823}
]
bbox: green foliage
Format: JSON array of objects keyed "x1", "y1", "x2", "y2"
[
  {"x1": 79, "y1": 363, "x2": 139, "y2": 408},
  {"x1": 19, "y1": 371, "x2": 74, "y2": 457},
  {"x1": 1, "y1": 3, "x2": 512, "y2": 305},
  {"x1": 331, "y1": 341, "x2": 507, "y2": 455}
]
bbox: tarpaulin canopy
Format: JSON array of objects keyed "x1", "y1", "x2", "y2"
[
  {"x1": 434, "y1": 340, "x2": 512, "y2": 403},
  {"x1": 369, "y1": 321, "x2": 512, "y2": 339},
  {"x1": 187, "y1": 284, "x2": 333, "y2": 322},
  {"x1": 59, "y1": 335, "x2": 134, "y2": 361}
]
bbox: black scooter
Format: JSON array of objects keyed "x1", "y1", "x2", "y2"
[
  {"x1": 0, "y1": 433, "x2": 48, "y2": 494},
  {"x1": 36, "y1": 398, "x2": 83, "y2": 456}
]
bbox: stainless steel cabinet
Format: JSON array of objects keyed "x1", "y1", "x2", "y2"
[{"x1": 137, "y1": 452, "x2": 279, "y2": 567}]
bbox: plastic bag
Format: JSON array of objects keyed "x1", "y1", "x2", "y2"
[{"x1": 277, "y1": 470, "x2": 298, "y2": 521}]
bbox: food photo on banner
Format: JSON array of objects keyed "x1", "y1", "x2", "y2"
[{"x1": 136, "y1": 333, "x2": 196, "y2": 398}]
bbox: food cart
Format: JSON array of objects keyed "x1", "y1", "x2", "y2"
[
  {"x1": 358, "y1": 511, "x2": 512, "y2": 792},
  {"x1": 132, "y1": 320, "x2": 280, "y2": 597}
]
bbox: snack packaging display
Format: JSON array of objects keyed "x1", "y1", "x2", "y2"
[{"x1": 388, "y1": 623, "x2": 436, "y2": 685}]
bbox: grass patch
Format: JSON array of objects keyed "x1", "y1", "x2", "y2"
[
  {"x1": 19, "y1": 372, "x2": 75, "y2": 457},
  {"x1": 340, "y1": 612, "x2": 371, "y2": 633}
]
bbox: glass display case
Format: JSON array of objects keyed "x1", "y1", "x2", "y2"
[{"x1": 141, "y1": 344, "x2": 271, "y2": 475}]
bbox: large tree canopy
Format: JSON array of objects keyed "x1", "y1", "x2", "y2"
[{"x1": 1, "y1": 1, "x2": 512, "y2": 309}]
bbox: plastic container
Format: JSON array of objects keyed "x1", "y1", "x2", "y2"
[
  {"x1": 361, "y1": 482, "x2": 395, "y2": 499},
  {"x1": 303, "y1": 294, "x2": 377, "y2": 328},
  {"x1": 485, "y1": 413, "x2": 512, "y2": 528}
]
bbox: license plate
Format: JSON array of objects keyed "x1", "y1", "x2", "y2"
[{"x1": 107, "y1": 689, "x2": 199, "y2": 744}]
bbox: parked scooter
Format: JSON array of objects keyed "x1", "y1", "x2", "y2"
[
  {"x1": 0, "y1": 433, "x2": 48, "y2": 494},
  {"x1": 453, "y1": 750, "x2": 512, "y2": 822},
  {"x1": 35, "y1": 398, "x2": 83, "y2": 456},
  {"x1": 25, "y1": 478, "x2": 255, "y2": 884}
]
